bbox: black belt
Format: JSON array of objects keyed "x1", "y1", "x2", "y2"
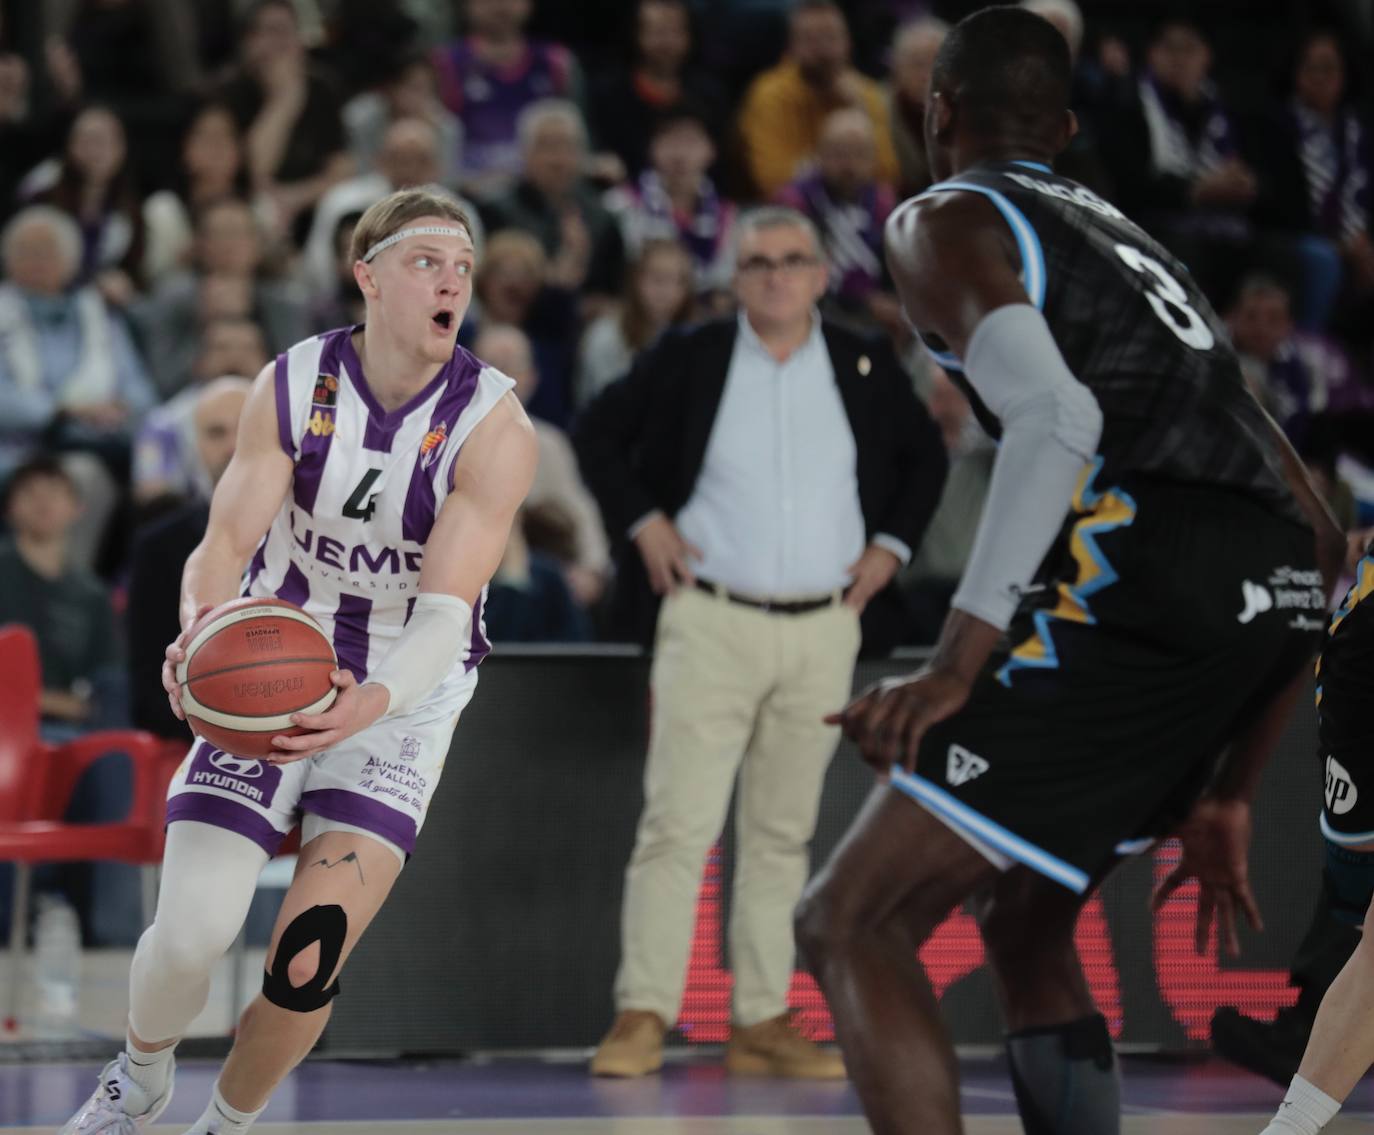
[{"x1": 694, "y1": 578, "x2": 840, "y2": 615}]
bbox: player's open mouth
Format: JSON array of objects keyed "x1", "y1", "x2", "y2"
[{"x1": 431, "y1": 311, "x2": 454, "y2": 332}]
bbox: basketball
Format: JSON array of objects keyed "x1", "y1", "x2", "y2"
[{"x1": 175, "y1": 597, "x2": 338, "y2": 759}]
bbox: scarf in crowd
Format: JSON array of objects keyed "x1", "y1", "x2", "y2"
[
  {"x1": 777, "y1": 170, "x2": 893, "y2": 301},
  {"x1": 0, "y1": 283, "x2": 116, "y2": 405},
  {"x1": 1139, "y1": 75, "x2": 1238, "y2": 180},
  {"x1": 632, "y1": 170, "x2": 733, "y2": 274},
  {"x1": 1293, "y1": 102, "x2": 1370, "y2": 242}
]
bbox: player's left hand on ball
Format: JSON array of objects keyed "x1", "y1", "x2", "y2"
[
  {"x1": 825, "y1": 668, "x2": 972, "y2": 775},
  {"x1": 1151, "y1": 796, "x2": 1263, "y2": 958},
  {"x1": 268, "y1": 670, "x2": 389, "y2": 762}
]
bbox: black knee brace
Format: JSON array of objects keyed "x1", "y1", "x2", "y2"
[{"x1": 262, "y1": 904, "x2": 348, "y2": 1012}]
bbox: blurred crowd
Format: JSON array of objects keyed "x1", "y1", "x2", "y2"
[{"x1": 0, "y1": 0, "x2": 1372, "y2": 786}]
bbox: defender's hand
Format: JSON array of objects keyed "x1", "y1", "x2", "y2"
[
  {"x1": 1152, "y1": 797, "x2": 1263, "y2": 957},
  {"x1": 826, "y1": 668, "x2": 973, "y2": 775}
]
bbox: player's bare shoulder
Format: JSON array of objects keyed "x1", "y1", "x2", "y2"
[
  {"x1": 883, "y1": 190, "x2": 1028, "y2": 355},
  {"x1": 885, "y1": 190, "x2": 1012, "y2": 282},
  {"x1": 450, "y1": 389, "x2": 538, "y2": 497}
]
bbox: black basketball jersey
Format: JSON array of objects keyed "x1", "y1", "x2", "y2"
[{"x1": 907, "y1": 159, "x2": 1303, "y2": 525}]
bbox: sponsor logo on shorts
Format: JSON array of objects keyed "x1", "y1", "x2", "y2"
[
  {"x1": 947, "y1": 744, "x2": 989, "y2": 787},
  {"x1": 209, "y1": 751, "x2": 264, "y2": 779},
  {"x1": 185, "y1": 744, "x2": 282, "y2": 806},
  {"x1": 399, "y1": 735, "x2": 421, "y2": 762},
  {"x1": 1326, "y1": 755, "x2": 1359, "y2": 816},
  {"x1": 1238, "y1": 569, "x2": 1326, "y2": 625},
  {"x1": 1236, "y1": 566, "x2": 1319, "y2": 629},
  {"x1": 1237, "y1": 581, "x2": 1274, "y2": 624}
]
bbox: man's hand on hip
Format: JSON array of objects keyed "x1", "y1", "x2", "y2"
[
  {"x1": 634, "y1": 513, "x2": 702, "y2": 595},
  {"x1": 844, "y1": 544, "x2": 900, "y2": 613}
]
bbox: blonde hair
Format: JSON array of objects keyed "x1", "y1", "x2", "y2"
[{"x1": 350, "y1": 185, "x2": 474, "y2": 264}]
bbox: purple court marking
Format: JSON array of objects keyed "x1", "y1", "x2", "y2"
[{"x1": 4, "y1": 1058, "x2": 1372, "y2": 1127}]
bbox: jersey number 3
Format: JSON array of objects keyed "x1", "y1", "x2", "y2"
[
  {"x1": 343, "y1": 468, "x2": 382, "y2": 521},
  {"x1": 1113, "y1": 243, "x2": 1215, "y2": 351}
]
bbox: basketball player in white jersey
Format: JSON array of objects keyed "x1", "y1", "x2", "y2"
[{"x1": 61, "y1": 187, "x2": 536, "y2": 1135}]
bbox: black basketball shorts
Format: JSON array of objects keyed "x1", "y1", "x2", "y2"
[{"x1": 894, "y1": 465, "x2": 1322, "y2": 893}]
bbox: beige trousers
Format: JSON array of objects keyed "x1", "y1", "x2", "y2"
[{"x1": 614, "y1": 585, "x2": 861, "y2": 1028}]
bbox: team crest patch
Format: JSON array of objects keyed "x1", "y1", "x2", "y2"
[
  {"x1": 420, "y1": 422, "x2": 448, "y2": 468},
  {"x1": 312, "y1": 373, "x2": 339, "y2": 407},
  {"x1": 399, "y1": 736, "x2": 421, "y2": 762}
]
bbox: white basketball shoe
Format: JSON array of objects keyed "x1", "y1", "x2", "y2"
[{"x1": 59, "y1": 1052, "x2": 174, "y2": 1134}]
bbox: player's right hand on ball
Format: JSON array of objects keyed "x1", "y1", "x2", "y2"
[{"x1": 163, "y1": 605, "x2": 214, "y2": 721}]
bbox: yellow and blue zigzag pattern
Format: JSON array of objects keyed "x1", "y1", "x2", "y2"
[
  {"x1": 1328, "y1": 555, "x2": 1374, "y2": 638},
  {"x1": 996, "y1": 457, "x2": 1138, "y2": 687},
  {"x1": 1317, "y1": 551, "x2": 1374, "y2": 707}
]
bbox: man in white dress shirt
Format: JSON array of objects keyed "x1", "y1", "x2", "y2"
[{"x1": 575, "y1": 206, "x2": 947, "y2": 1078}]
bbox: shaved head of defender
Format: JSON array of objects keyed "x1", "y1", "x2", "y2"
[
  {"x1": 921, "y1": 4, "x2": 1074, "y2": 187},
  {"x1": 794, "y1": 8, "x2": 1344, "y2": 1135}
]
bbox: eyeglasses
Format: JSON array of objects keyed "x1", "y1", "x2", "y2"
[{"x1": 737, "y1": 253, "x2": 822, "y2": 278}]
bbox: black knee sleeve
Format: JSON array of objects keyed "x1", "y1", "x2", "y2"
[
  {"x1": 1006, "y1": 1013, "x2": 1120, "y2": 1135},
  {"x1": 262, "y1": 904, "x2": 348, "y2": 1013}
]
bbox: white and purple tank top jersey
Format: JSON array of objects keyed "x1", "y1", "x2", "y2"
[{"x1": 245, "y1": 326, "x2": 514, "y2": 702}]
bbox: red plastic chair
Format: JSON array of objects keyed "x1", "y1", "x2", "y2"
[{"x1": 0, "y1": 624, "x2": 183, "y2": 1033}]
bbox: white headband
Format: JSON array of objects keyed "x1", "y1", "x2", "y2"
[{"x1": 362, "y1": 225, "x2": 471, "y2": 263}]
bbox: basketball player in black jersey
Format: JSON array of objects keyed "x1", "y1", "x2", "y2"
[
  {"x1": 1252, "y1": 543, "x2": 1374, "y2": 1134},
  {"x1": 792, "y1": 8, "x2": 1346, "y2": 1135}
]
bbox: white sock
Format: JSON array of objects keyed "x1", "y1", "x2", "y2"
[
  {"x1": 1262, "y1": 1074, "x2": 1342, "y2": 1134},
  {"x1": 192, "y1": 1081, "x2": 266, "y2": 1135},
  {"x1": 124, "y1": 1033, "x2": 176, "y2": 1099}
]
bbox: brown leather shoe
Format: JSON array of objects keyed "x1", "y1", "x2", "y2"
[
  {"x1": 725, "y1": 1012, "x2": 847, "y2": 1079},
  {"x1": 590, "y1": 1010, "x2": 667, "y2": 1077}
]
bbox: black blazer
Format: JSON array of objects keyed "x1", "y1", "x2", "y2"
[
  {"x1": 126, "y1": 502, "x2": 209, "y2": 741},
  {"x1": 573, "y1": 318, "x2": 948, "y2": 650}
]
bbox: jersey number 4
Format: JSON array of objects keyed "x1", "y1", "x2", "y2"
[
  {"x1": 343, "y1": 468, "x2": 382, "y2": 521},
  {"x1": 1113, "y1": 243, "x2": 1215, "y2": 351}
]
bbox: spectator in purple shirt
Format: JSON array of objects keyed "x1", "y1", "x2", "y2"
[
  {"x1": 775, "y1": 108, "x2": 902, "y2": 338},
  {"x1": 432, "y1": 0, "x2": 583, "y2": 193},
  {"x1": 22, "y1": 105, "x2": 146, "y2": 307}
]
